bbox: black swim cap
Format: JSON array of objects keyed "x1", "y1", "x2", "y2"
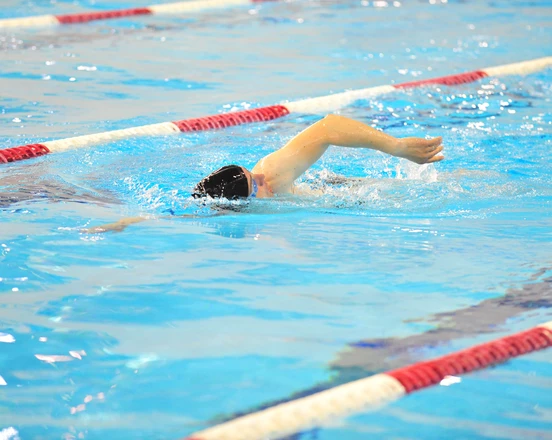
[{"x1": 193, "y1": 165, "x2": 249, "y2": 200}]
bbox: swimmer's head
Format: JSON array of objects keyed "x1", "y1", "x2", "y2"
[{"x1": 193, "y1": 165, "x2": 252, "y2": 200}]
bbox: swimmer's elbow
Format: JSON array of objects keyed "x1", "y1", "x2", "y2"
[
  {"x1": 316, "y1": 114, "x2": 339, "y2": 139},
  {"x1": 321, "y1": 114, "x2": 341, "y2": 126},
  {"x1": 319, "y1": 114, "x2": 347, "y2": 143}
]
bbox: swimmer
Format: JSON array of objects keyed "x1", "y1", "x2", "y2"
[
  {"x1": 85, "y1": 114, "x2": 444, "y2": 232},
  {"x1": 194, "y1": 114, "x2": 444, "y2": 200}
]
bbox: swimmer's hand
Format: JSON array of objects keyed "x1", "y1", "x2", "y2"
[
  {"x1": 395, "y1": 136, "x2": 444, "y2": 164},
  {"x1": 81, "y1": 216, "x2": 149, "y2": 233}
]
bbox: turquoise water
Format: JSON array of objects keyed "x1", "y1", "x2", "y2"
[{"x1": 1, "y1": 0, "x2": 551, "y2": 439}]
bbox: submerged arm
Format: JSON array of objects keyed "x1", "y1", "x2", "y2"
[
  {"x1": 82, "y1": 211, "x2": 228, "y2": 234},
  {"x1": 82, "y1": 216, "x2": 149, "y2": 233},
  {"x1": 253, "y1": 114, "x2": 444, "y2": 191}
]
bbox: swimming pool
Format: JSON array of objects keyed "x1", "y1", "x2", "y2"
[{"x1": 1, "y1": 0, "x2": 551, "y2": 438}]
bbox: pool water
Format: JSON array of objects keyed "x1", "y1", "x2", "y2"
[{"x1": 1, "y1": 0, "x2": 551, "y2": 439}]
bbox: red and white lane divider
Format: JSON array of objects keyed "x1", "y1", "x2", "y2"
[
  {"x1": 1, "y1": 56, "x2": 550, "y2": 165},
  {"x1": 0, "y1": 0, "x2": 273, "y2": 28},
  {"x1": 183, "y1": 321, "x2": 552, "y2": 440}
]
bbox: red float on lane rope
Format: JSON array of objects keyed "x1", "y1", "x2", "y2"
[
  {"x1": 172, "y1": 105, "x2": 289, "y2": 132},
  {"x1": 394, "y1": 70, "x2": 488, "y2": 89},
  {"x1": 55, "y1": 8, "x2": 152, "y2": 24},
  {"x1": 388, "y1": 325, "x2": 552, "y2": 393},
  {"x1": 0, "y1": 144, "x2": 50, "y2": 164}
]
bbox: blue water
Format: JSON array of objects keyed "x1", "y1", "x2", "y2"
[{"x1": 1, "y1": 0, "x2": 551, "y2": 439}]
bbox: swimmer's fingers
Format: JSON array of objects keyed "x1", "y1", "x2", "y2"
[
  {"x1": 81, "y1": 226, "x2": 107, "y2": 233},
  {"x1": 424, "y1": 136, "x2": 443, "y2": 150},
  {"x1": 423, "y1": 143, "x2": 444, "y2": 163},
  {"x1": 81, "y1": 223, "x2": 125, "y2": 233},
  {"x1": 427, "y1": 155, "x2": 445, "y2": 163},
  {"x1": 426, "y1": 144, "x2": 444, "y2": 157},
  {"x1": 426, "y1": 150, "x2": 445, "y2": 163}
]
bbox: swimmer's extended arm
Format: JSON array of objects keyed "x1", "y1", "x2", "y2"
[
  {"x1": 82, "y1": 212, "x2": 227, "y2": 234},
  {"x1": 82, "y1": 216, "x2": 149, "y2": 233},
  {"x1": 253, "y1": 114, "x2": 444, "y2": 191}
]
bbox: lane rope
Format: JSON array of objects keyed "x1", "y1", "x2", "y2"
[
  {"x1": 0, "y1": 0, "x2": 274, "y2": 28},
  {"x1": 183, "y1": 321, "x2": 552, "y2": 440},
  {"x1": 1, "y1": 56, "x2": 550, "y2": 165}
]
